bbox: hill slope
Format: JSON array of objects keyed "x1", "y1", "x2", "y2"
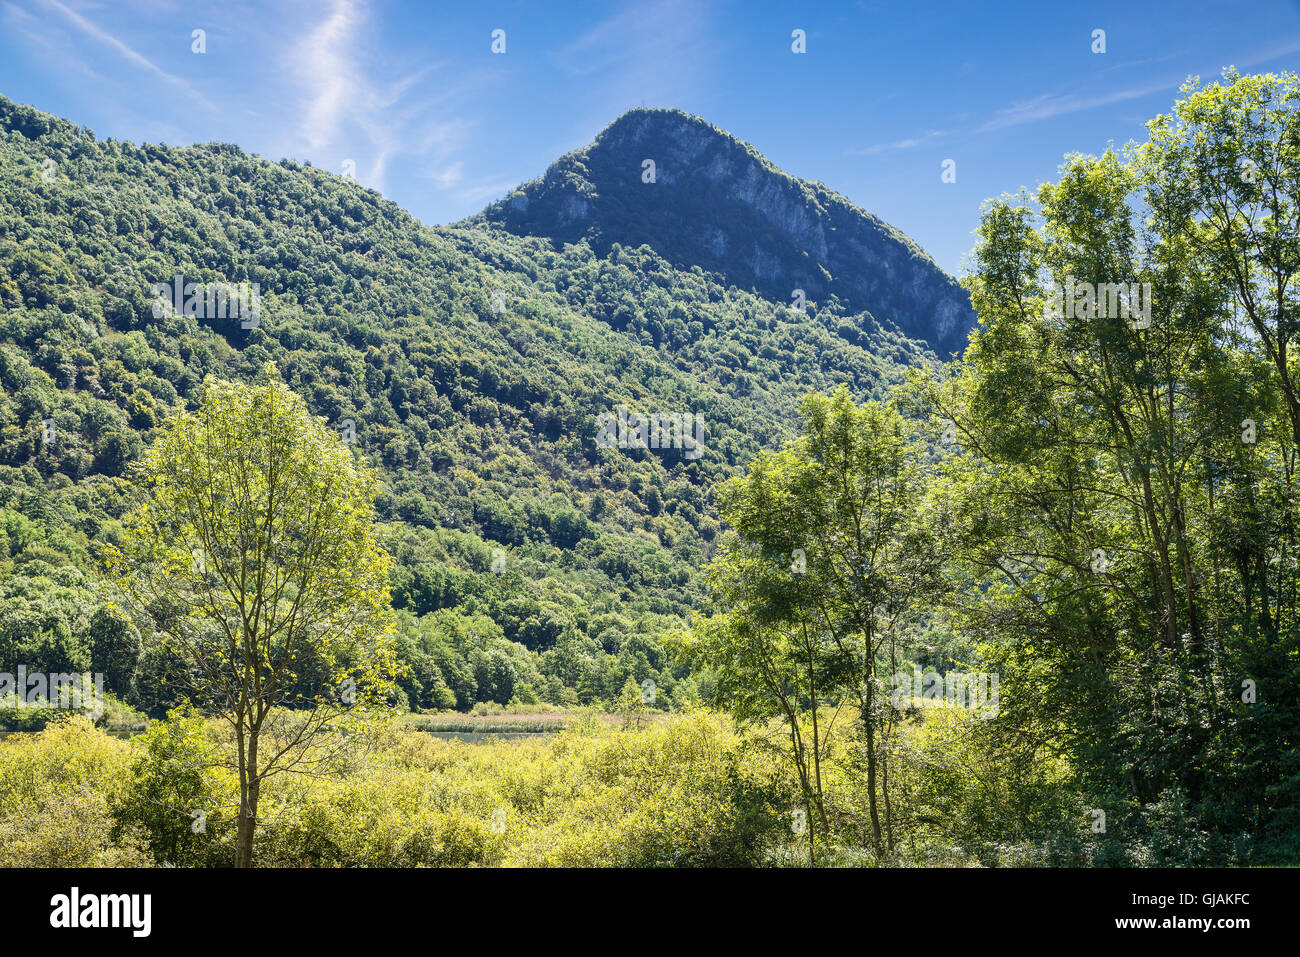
[{"x1": 0, "y1": 94, "x2": 954, "y2": 716}]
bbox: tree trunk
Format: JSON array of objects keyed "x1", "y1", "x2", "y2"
[
  {"x1": 234, "y1": 728, "x2": 260, "y2": 868},
  {"x1": 862, "y1": 679, "x2": 884, "y2": 858},
  {"x1": 881, "y1": 733, "x2": 895, "y2": 856},
  {"x1": 807, "y1": 644, "x2": 830, "y2": 838}
]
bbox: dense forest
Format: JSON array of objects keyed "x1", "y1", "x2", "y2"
[
  {"x1": 1, "y1": 71, "x2": 1297, "y2": 869},
  {"x1": 0, "y1": 94, "x2": 935, "y2": 718}
]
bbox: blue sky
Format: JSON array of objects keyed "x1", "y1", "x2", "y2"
[{"x1": 2, "y1": 0, "x2": 1298, "y2": 274}]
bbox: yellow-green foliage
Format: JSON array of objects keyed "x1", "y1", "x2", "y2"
[
  {"x1": 251, "y1": 710, "x2": 785, "y2": 867},
  {"x1": 0, "y1": 706, "x2": 1076, "y2": 868},
  {"x1": 0, "y1": 708, "x2": 792, "y2": 867},
  {"x1": 503, "y1": 711, "x2": 782, "y2": 866},
  {"x1": 0, "y1": 717, "x2": 152, "y2": 866},
  {"x1": 113, "y1": 707, "x2": 239, "y2": 867},
  {"x1": 886, "y1": 705, "x2": 1076, "y2": 865}
]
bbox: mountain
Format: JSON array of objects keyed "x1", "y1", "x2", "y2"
[
  {"x1": 474, "y1": 108, "x2": 975, "y2": 355},
  {"x1": 0, "y1": 94, "x2": 960, "y2": 717}
]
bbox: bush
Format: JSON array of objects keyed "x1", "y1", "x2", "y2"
[
  {"x1": 0, "y1": 716, "x2": 152, "y2": 866},
  {"x1": 113, "y1": 707, "x2": 238, "y2": 866}
]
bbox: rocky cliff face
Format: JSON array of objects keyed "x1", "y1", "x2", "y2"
[{"x1": 474, "y1": 108, "x2": 976, "y2": 355}]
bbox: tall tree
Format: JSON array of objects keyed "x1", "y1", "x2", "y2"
[
  {"x1": 915, "y1": 71, "x2": 1300, "y2": 854},
  {"x1": 676, "y1": 389, "x2": 942, "y2": 860},
  {"x1": 107, "y1": 367, "x2": 397, "y2": 867}
]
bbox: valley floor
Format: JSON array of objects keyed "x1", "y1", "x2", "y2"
[{"x1": 1, "y1": 704, "x2": 1265, "y2": 868}]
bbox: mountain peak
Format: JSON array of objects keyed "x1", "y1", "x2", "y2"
[
  {"x1": 597, "y1": 107, "x2": 733, "y2": 148},
  {"x1": 603, "y1": 106, "x2": 710, "y2": 131},
  {"x1": 475, "y1": 110, "x2": 975, "y2": 354}
]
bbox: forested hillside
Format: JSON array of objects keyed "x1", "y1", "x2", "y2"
[{"x1": 0, "y1": 94, "x2": 944, "y2": 717}]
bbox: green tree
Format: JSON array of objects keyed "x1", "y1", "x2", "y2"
[
  {"x1": 87, "y1": 605, "x2": 141, "y2": 695},
  {"x1": 615, "y1": 676, "x2": 648, "y2": 729},
  {"x1": 675, "y1": 388, "x2": 942, "y2": 860},
  {"x1": 113, "y1": 707, "x2": 236, "y2": 867},
  {"x1": 913, "y1": 71, "x2": 1300, "y2": 858},
  {"x1": 107, "y1": 367, "x2": 397, "y2": 867}
]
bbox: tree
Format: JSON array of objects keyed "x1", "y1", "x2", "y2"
[
  {"x1": 107, "y1": 367, "x2": 397, "y2": 867},
  {"x1": 1143, "y1": 70, "x2": 1300, "y2": 447},
  {"x1": 912, "y1": 71, "x2": 1300, "y2": 855},
  {"x1": 87, "y1": 604, "x2": 141, "y2": 694},
  {"x1": 675, "y1": 388, "x2": 943, "y2": 860},
  {"x1": 615, "y1": 676, "x2": 648, "y2": 729}
]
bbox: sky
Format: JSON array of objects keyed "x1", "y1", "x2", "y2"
[{"x1": 1, "y1": 0, "x2": 1298, "y2": 275}]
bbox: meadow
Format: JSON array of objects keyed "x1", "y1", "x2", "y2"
[{"x1": 2, "y1": 700, "x2": 1198, "y2": 868}]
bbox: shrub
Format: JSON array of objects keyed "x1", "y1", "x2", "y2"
[
  {"x1": 0, "y1": 716, "x2": 151, "y2": 866},
  {"x1": 112, "y1": 707, "x2": 238, "y2": 866}
]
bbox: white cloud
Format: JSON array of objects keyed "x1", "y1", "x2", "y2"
[
  {"x1": 454, "y1": 179, "x2": 517, "y2": 207},
  {"x1": 977, "y1": 39, "x2": 1300, "y2": 135},
  {"x1": 280, "y1": 0, "x2": 490, "y2": 196},
  {"x1": 978, "y1": 80, "x2": 1174, "y2": 133},
  {"x1": 428, "y1": 161, "x2": 464, "y2": 189},
  {"x1": 36, "y1": 0, "x2": 214, "y2": 110},
  {"x1": 849, "y1": 129, "x2": 949, "y2": 156},
  {"x1": 291, "y1": 0, "x2": 362, "y2": 151},
  {"x1": 551, "y1": 0, "x2": 716, "y2": 106}
]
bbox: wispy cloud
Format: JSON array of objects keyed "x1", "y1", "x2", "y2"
[
  {"x1": 281, "y1": 0, "x2": 411, "y2": 189},
  {"x1": 2, "y1": 1, "x2": 109, "y2": 86},
  {"x1": 37, "y1": 0, "x2": 214, "y2": 110},
  {"x1": 977, "y1": 79, "x2": 1176, "y2": 133},
  {"x1": 290, "y1": 0, "x2": 362, "y2": 151},
  {"x1": 551, "y1": 0, "x2": 717, "y2": 108},
  {"x1": 1233, "y1": 36, "x2": 1300, "y2": 68},
  {"x1": 977, "y1": 38, "x2": 1300, "y2": 135},
  {"x1": 281, "y1": 0, "x2": 494, "y2": 195},
  {"x1": 848, "y1": 129, "x2": 949, "y2": 156},
  {"x1": 427, "y1": 161, "x2": 463, "y2": 189},
  {"x1": 453, "y1": 179, "x2": 517, "y2": 207}
]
